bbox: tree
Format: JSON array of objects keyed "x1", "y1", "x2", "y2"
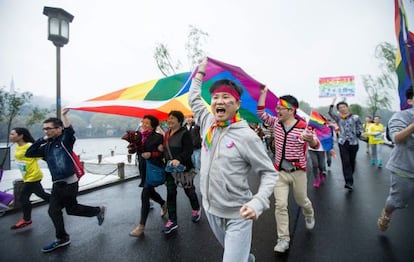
[
  {"x1": 154, "y1": 25, "x2": 209, "y2": 76},
  {"x1": 26, "y1": 107, "x2": 50, "y2": 127},
  {"x1": 349, "y1": 104, "x2": 363, "y2": 117},
  {"x1": 362, "y1": 74, "x2": 393, "y2": 118},
  {"x1": 0, "y1": 89, "x2": 32, "y2": 169},
  {"x1": 153, "y1": 43, "x2": 182, "y2": 77},
  {"x1": 185, "y1": 25, "x2": 209, "y2": 70},
  {"x1": 362, "y1": 42, "x2": 397, "y2": 118}
]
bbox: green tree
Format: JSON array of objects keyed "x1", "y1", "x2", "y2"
[
  {"x1": 26, "y1": 107, "x2": 50, "y2": 127},
  {"x1": 0, "y1": 89, "x2": 32, "y2": 169},
  {"x1": 362, "y1": 42, "x2": 396, "y2": 118},
  {"x1": 349, "y1": 104, "x2": 363, "y2": 117}
]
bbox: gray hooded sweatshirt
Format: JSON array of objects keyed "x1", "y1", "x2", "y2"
[
  {"x1": 386, "y1": 108, "x2": 414, "y2": 178},
  {"x1": 188, "y1": 78, "x2": 278, "y2": 219}
]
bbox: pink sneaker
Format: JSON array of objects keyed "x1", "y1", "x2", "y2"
[
  {"x1": 313, "y1": 178, "x2": 321, "y2": 188},
  {"x1": 319, "y1": 172, "x2": 325, "y2": 183}
]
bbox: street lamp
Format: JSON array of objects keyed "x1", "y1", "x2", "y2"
[{"x1": 43, "y1": 6, "x2": 74, "y2": 118}]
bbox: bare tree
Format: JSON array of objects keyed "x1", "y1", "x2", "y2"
[
  {"x1": 153, "y1": 43, "x2": 182, "y2": 77},
  {"x1": 185, "y1": 25, "x2": 209, "y2": 70},
  {"x1": 362, "y1": 42, "x2": 396, "y2": 117},
  {"x1": 362, "y1": 74, "x2": 393, "y2": 118},
  {"x1": 154, "y1": 25, "x2": 208, "y2": 76}
]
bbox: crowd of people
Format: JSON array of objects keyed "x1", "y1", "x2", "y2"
[{"x1": 5, "y1": 56, "x2": 414, "y2": 260}]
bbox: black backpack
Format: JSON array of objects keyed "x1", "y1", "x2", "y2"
[{"x1": 385, "y1": 125, "x2": 392, "y2": 142}]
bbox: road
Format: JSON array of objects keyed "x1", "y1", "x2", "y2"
[{"x1": 0, "y1": 144, "x2": 413, "y2": 262}]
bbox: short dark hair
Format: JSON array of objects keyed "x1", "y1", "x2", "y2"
[
  {"x1": 43, "y1": 117, "x2": 63, "y2": 127},
  {"x1": 143, "y1": 115, "x2": 159, "y2": 129},
  {"x1": 279, "y1": 95, "x2": 299, "y2": 109},
  {"x1": 406, "y1": 87, "x2": 413, "y2": 100},
  {"x1": 336, "y1": 101, "x2": 349, "y2": 110},
  {"x1": 168, "y1": 110, "x2": 185, "y2": 124},
  {"x1": 209, "y1": 79, "x2": 243, "y2": 97}
]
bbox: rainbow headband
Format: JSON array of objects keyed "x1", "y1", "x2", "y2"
[
  {"x1": 212, "y1": 85, "x2": 240, "y2": 101},
  {"x1": 278, "y1": 98, "x2": 297, "y2": 110}
]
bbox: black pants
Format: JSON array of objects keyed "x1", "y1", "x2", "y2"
[
  {"x1": 20, "y1": 181, "x2": 50, "y2": 221},
  {"x1": 338, "y1": 141, "x2": 359, "y2": 186},
  {"x1": 166, "y1": 173, "x2": 200, "y2": 222},
  {"x1": 49, "y1": 182, "x2": 100, "y2": 239},
  {"x1": 140, "y1": 186, "x2": 165, "y2": 225}
]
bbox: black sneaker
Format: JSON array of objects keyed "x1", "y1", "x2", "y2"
[
  {"x1": 344, "y1": 184, "x2": 353, "y2": 191},
  {"x1": 41, "y1": 238, "x2": 71, "y2": 253},
  {"x1": 97, "y1": 206, "x2": 106, "y2": 226}
]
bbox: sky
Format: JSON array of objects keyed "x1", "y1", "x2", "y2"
[{"x1": 1, "y1": 0, "x2": 414, "y2": 111}]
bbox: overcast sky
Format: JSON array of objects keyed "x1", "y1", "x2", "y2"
[{"x1": 1, "y1": 0, "x2": 413, "y2": 110}]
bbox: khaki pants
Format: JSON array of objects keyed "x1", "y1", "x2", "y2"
[{"x1": 274, "y1": 170, "x2": 314, "y2": 241}]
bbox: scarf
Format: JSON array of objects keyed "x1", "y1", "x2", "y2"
[
  {"x1": 204, "y1": 112, "x2": 242, "y2": 150},
  {"x1": 141, "y1": 129, "x2": 152, "y2": 144}
]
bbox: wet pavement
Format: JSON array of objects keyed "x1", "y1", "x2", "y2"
[{"x1": 1, "y1": 145, "x2": 414, "y2": 262}]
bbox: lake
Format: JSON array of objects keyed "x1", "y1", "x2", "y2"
[{"x1": 2, "y1": 137, "x2": 130, "y2": 169}]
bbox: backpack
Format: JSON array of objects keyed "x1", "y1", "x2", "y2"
[{"x1": 385, "y1": 125, "x2": 392, "y2": 142}]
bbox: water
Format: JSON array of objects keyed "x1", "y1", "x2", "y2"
[{"x1": 3, "y1": 138, "x2": 130, "y2": 169}]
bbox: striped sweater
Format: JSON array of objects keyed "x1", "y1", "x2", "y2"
[{"x1": 257, "y1": 106, "x2": 317, "y2": 171}]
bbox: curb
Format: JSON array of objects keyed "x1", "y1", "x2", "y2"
[{"x1": 1, "y1": 175, "x2": 140, "y2": 216}]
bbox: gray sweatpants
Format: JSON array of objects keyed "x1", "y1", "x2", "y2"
[
  {"x1": 205, "y1": 211, "x2": 254, "y2": 262},
  {"x1": 385, "y1": 173, "x2": 414, "y2": 210}
]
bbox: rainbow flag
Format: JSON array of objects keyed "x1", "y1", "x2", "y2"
[
  {"x1": 395, "y1": 0, "x2": 414, "y2": 110},
  {"x1": 69, "y1": 57, "x2": 279, "y2": 122},
  {"x1": 308, "y1": 110, "x2": 326, "y2": 130}
]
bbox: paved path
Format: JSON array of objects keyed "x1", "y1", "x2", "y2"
[{"x1": 0, "y1": 145, "x2": 413, "y2": 262}]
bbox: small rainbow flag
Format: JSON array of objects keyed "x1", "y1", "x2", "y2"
[{"x1": 308, "y1": 110, "x2": 326, "y2": 130}]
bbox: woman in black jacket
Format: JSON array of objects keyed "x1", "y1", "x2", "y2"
[
  {"x1": 129, "y1": 115, "x2": 167, "y2": 237},
  {"x1": 162, "y1": 110, "x2": 201, "y2": 234}
]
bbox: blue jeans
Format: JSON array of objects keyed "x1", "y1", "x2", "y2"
[
  {"x1": 205, "y1": 211, "x2": 254, "y2": 262},
  {"x1": 192, "y1": 149, "x2": 201, "y2": 171}
]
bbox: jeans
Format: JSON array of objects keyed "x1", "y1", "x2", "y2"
[
  {"x1": 49, "y1": 182, "x2": 100, "y2": 239},
  {"x1": 20, "y1": 181, "x2": 50, "y2": 221},
  {"x1": 370, "y1": 143, "x2": 383, "y2": 164},
  {"x1": 205, "y1": 211, "x2": 254, "y2": 262},
  {"x1": 191, "y1": 149, "x2": 201, "y2": 171},
  {"x1": 308, "y1": 150, "x2": 326, "y2": 179}
]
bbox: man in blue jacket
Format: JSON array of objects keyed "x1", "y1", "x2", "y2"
[{"x1": 26, "y1": 108, "x2": 106, "y2": 253}]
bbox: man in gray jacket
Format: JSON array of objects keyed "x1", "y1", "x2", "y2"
[
  {"x1": 188, "y1": 58, "x2": 278, "y2": 262},
  {"x1": 378, "y1": 88, "x2": 414, "y2": 231}
]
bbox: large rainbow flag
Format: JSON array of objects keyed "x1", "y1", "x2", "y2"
[
  {"x1": 395, "y1": 0, "x2": 414, "y2": 109},
  {"x1": 68, "y1": 57, "x2": 279, "y2": 122}
]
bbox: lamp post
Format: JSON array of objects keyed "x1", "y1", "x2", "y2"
[{"x1": 43, "y1": 6, "x2": 74, "y2": 118}]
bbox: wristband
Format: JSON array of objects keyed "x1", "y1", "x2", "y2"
[{"x1": 197, "y1": 71, "x2": 206, "y2": 76}]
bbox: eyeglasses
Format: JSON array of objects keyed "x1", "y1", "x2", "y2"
[{"x1": 43, "y1": 127, "x2": 58, "y2": 131}]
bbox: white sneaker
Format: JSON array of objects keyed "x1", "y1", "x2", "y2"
[
  {"x1": 274, "y1": 238, "x2": 290, "y2": 253},
  {"x1": 305, "y1": 216, "x2": 315, "y2": 230}
]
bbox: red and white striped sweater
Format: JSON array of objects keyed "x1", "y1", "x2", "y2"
[{"x1": 257, "y1": 106, "x2": 319, "y2": 171}]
